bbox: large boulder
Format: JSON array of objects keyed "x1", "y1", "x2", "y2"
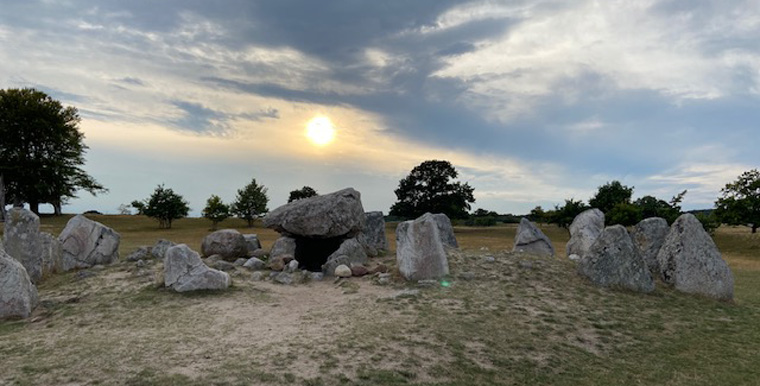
[
  {"x1": 201, "y1": 229, "x2": 248, "y2": 261},
  {"x1": 59, "y1": 215, "x2": 120, "y2": 271},
  {"x1": 2, "y1": 208, "x2": 43, "y2": 283},
  {"x1": 151, "y1": 239, "x2": 176, "y2": 260},
  {"x1": 395, "y1": 215, "x2": 449, "y2": 280},
  {"x1": 578, "y1": 225, "x2": 655, "y2": 293},
  {"x1": 418, "y1": 213, "x2": 458, "y2": 248},
  {"x1": 0, "y1": 249, "x2": 39, "y2": 319},
  {"x1": 164, "y1": 244, "x2": 230, "y2": 292},
  {"x1": 358, "y1": 211, "x2": 388, "y2": 256},
  {"x1": 657, "y1": 214, "x2": 734, "y2": 301},
  {"x1": 322, "y1": 238, "x2": 369, "y2": 275},
  {"x1": 270, "y1": 236, "x2": 296, "y2": 260},
  {"x1": 631, "y1": 217, "x2": 669, "y2": 274},
  {"x1": 566, "y1": 209, "x2": 605, "y2": 258},
  {"x1": 263, "y1": 188, "x2": 365, "y2": 238},
  {"x1": 513, "y1": 218, "x2": 555, "y2": 257}
]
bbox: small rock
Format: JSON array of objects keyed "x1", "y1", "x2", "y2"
[
  {"x1": 377, "y1": 277, "x2": 391, "y2": 285},
  {"x1": 335, "y1": 264, "x2": 352, "y2": 278},
  {"x1": 484, "y1": 256, "x2": 496, "y2": 263},
  {"x1": 126, "y1": 246, "x2": 151, "y2": 262},
  {"x1": 205, "y1": 254, "x2": 221, "y2": 264},
  {"x1": 76, "y1": 271, "x2": 96, "y2": 280},
  {"x1": 274, "y1": 272, "x2": 293, "y2": 285},
  {"x1": 213, "y1": 260, "x2": 237, "y2": 272},
  {"x1": 519, "y1": 261, "x2": 534, "y2": 270},
  {"x1": 310, "y1": 272, "x2": 324, "y2": 281},
  {"x1": 286, "y1": 260, "x2": 300, "y2": 273},
  {"x1": 269, "y1": 256, "x2": 287, "y2": 271},
  {"x1": 251, "y1": 271, "x2": 264, "y2": 281},
  {"x1": 250, "y1": 248, "x2": 267, "y2": 258},
  {"x1": 458, "y1": 272, "x2": 475, "y2": 281},
  {"x1": 136, "y1": 259, "x2": 146, "y2": 268},
  {"x1": 388, "y1": 289, "x2": 419, "y2": 300},
  {"x1": 480, "y1": 247, "x2": 489, "y2": 251},
  {"x1": 243, "y1": 257, "x2": 266, "y2": 270},
  {"x1": 351, "y1": 265, "x2": 369, "y2": 277},
  {"x1": 269, "y1": 271, "x2": 279, "y2": 279},
  {"x1": 234, "y1": 258, "x2": 247, "y2": 266},
  {"x1": 92, "y1": 264, "x2": 106, "y2": 271},
  {"x1": 417, "y1": 279, "x2": 438, "y2": 287},
  {"x1": 568, "y1": 254, "x2": 581, "y2": 261},
  {"x1": 369, "y1": 264, "x2": 388, "y2": 274}
]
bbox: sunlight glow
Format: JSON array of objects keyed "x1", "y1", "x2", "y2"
[{"x1": 305, "y1": 115, "x2": 336, "y2": 146}]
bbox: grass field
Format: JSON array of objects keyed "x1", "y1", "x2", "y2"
[{"x1": 1, "y1": 215, "x2": 759, "y2": 385}]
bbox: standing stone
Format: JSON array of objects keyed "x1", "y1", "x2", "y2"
[
  {"x1": 58, "y1": 215, "x2": 120, "y2": 271},
  {"x1": 270, "y1": 236, "x2": 296, "y2": 259},
  {"x1": 201, "y1": 229, "x2": 248, "y2": 261},
  {"x1": 566, "y1": 209, "x2": 605, "y2": 259},
  {"x1": 151, "y1": 239, "x2": 176, "y2": 260},
  {"x1": 657, "y1": 214, "x2": 734, "y2": 301},
  {"x1": 243, "y1": 234, "x2": 262, "y2": 255},
  {"x1": 164, "y1": 244, "x2": 230, "y2": 292},
  {"x1": 419, "y1": 213, "x2": 458, "y2": 248},
  {"x1": 578, "y1": 225, "x2": 654, "y2": 293},
  {"x1": 396, "y1": 215, "x2": 449, "y2": 280},
  {"x1": 358, "y1": 211, "x2": 388, "y2": 256},
  {"x1": 0, "y1": 249, "x2": 39, "y2": 319},
  {"x1": 323, "y1": 238, "x2": 368, "y2": 276},
  {"x1": 39, "y1": 232, "x2": 63, "y2": 276},
  {"x1": 631, "y1": 217, "x2": 669, "y2": 274},
  {"x1": 512, "y1": 218, "x2": 555, "y2": 257},
  {"x1": 3, "y1": 208, "x2": 43, "y2": 283},
  {"x1": 263, "y1": 188, "x2": 365, "y2": 238}
]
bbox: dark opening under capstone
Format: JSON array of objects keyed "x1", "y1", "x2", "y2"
[{"x1": 294, "y1": 236, "x2": 345, "y2": 272}]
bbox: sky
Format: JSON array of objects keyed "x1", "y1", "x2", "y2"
[{"x1": 1, "y1": 0, "x2": 758, "y2": 216}]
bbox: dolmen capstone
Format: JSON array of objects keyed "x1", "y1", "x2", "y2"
[
  {"x1": 657, "y1": 214, "x2": 734, "y2": 301},
  {"x1": 263, "y1": 188, "x2": 368, "y2": 275},
  {"x1": 164, "y1": 244, "x2": 230, "y2": 292},
  {"x1": 358, "y1": 211, "x2": 388, "y2": 256},
  {"x1": 577, "y1": 225, "x2": 655, "y2": 293},
  {"x1": 395, "y1": 213, "x2": 451, "y2": 280},
  {"x1": 59, "y1": 214, "x2": 120, "y2": 271},
  {"x1": 566, "y1": 208, "x2": 604, "y2": 260},
  {"x1": 3, "y1": 208, "x2": 62, "y2": 283},
  {"x1": 631, "y1": 217, "x2": 669, "y2": 274},
  {"x1": 0, "y1": 247, "x2": 39, "y2": 319},
  {"x1": 512, "y1": 218, "x2": 554, "y2": 257},
  {"x1": 201, "y1": 229, "x2": 248, "y2": 261}
]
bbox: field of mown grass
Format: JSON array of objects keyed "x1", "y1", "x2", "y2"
[{"x1": 1, "y1": 215, "x2": 759, "y2": 385}]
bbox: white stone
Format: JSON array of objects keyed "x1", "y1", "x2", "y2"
[
  {"x1": 164, "y1": 244, "x2": 230, "y2": 292},
  {"x1": 58, "y1": 215, "x2": 120, "y2": 271},
  {"x1": 395, "y1": 214, "x2": 449, "y2": 280}
]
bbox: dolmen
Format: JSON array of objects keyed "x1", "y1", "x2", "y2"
[
  {"x1": 573, "y1": 210, "x2": 734, "y2": 301},
  {"x1": 395, "y1": 212, "x2": 456, "y2": 281},
  {"x1": 512, "y1": 218, "x2": 554, "y2": 257},
  {"x1": 263, "y1": 188, "x2": 371, "y2": 275}
]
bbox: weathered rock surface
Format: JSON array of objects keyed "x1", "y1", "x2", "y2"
[
  {"x1": 334, "y1": 264, "x2": 352, "y2": 278},
  {"x1": 243, "y1": 257, "x2": 266, "y2": 270},
  {"x1": 201, "y1": 229, "x2": 248, "y2": 261},
  {"x1": 263, "y1": 188, "x2": 365, "y2": 238},
  {"x1": 126, "y1": 246, "x2": 152, "y2": 262},
  {"x1": 243, "y1": 234, "x2": 262, "y2": 255},
  {"x1": 151, "y1": 239, "x2": 176, "y2": 260},
  {"x1": 419, "y1": 213, "x2": 458, "y2": 248},
  {"x1": 566, "y1": 209, "x2": 605, "y2": 258},
  {"x1": 164, "y1": 244, "x2": 230, "y2": 292},
  {"x1": 0, "y1": 249, "x2": 39, "y2": 319},
  {"x1": 351, "y1": 265, "x2": 369, "y2": 277},
  {"x1": 59, "y1": 215, "x2": 120, "y2": 271},
  {"x1": 632, "y1": 217, "x2": 669, "y2": 273},
  {"x1": 396, "y1": 215, "x2": 449, "y2": 280},
  {"x1": 323, "y1": 238, "x2": 368, "y2": 276},
  {"x1": 270, "y1": 236, "x2": 296, "y2": 260},
  {"x1": 657, "y1": 214, "x2": 734, "y2": 301},
  {"x1": 3, "y1": 208, "x2": 43, "y2": 283},
  {"x1": 39, "y1": 232, "x2": 62, "y2": 276},
  {"x1": 578, "y1": 225, "x2": 654, "y2": 293},
  {"x1": 358, "y1": 211, "x2": 387, "y2": 256},
  {"x1": 512, "y1": 218, "x2": 555, "y2": 257}
]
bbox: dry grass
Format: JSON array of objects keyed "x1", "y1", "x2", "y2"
[{"x1": 1, "y1": 216, "x2": 759, "y2": 385}]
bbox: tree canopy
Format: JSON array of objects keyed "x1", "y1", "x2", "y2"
[
  {"x1": 288, "y1": 186, "x2": 318, "y2": 203},
  {"x1": 588, "y1": 181, "x2": 633, "y2": 213},
  {"x1": 548, "y1": 199, "x2": 589, "y2": 229},
  {"x1": 203, "y1": 194, "x2": 230, "y2": 230},
  {"x1": 389, "y1": 160, "x2": 475, "y2": 219},
  {"x1": 0, "y1": 88, "x2": 105, "y2": 218},
  {"x1": 716, "y1": 169, "x2": 760, "y2": 233},
  {"x1": 139, "y1": 184, "x2": 190, "y2": 229},
  {"x1": 231, "y1": 178, "x2": 269, "y2": 227}
]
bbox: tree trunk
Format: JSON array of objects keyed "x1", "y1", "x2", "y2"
[
  {"x1": 753, "y1": 224, "x2": 758, "y2": 234},
  {"x1": 247, "y1": 218, "x2": 254, "y2": 228},
  {"x1": 53, "y1": 201, "x2": 62, "y2": 216},
  {"x1": 0, "y1": 173, "x2": 5, "y2": 222},
  {"x1": 29, "y1": 201, "x2": 40, "y2": 215}
]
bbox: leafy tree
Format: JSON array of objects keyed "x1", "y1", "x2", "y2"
[
  {"x1": 694, "y1": 211, "x2": 720, "y2": 236},
  {"x1": 117, "y1": 204, "x2": 132, "y2": 215},
  {"x1": 0, "y1": 88, "x2": 106, "y2": 219},
  {"x1": 633, "y1": 190, "x2": 686, "y2": 224},
  {"x1": 202, "y1": 195, "x2": 230, "y2": 230},
  {"x1": 140, "y1": 184, "x2": 190, "y2": 229},
  {"x1": 589, "y1": 180, "x2": 633, "y2": 213},
  {"x1": 131, "y1": 200, "x2": 146, "y2": 215},
  {"x1": 231, "y1": 178, "x2": 269, "y2": 227},
  {"x1": 288, "y1": 186, "x2": 318, "y2": 203},
  {"x1": 715, "y1": 169, "x2": 760, "y2": 233},
  {"x1": 529, "y1": 206, "x2": 547, "y2": 223},
  {"x1": 389, "y1": 160, "x2": 475, "y2": 219},
  {"x1": 606, "y1": 202, "x2": 642, "y2": 226},
  {"x1": 548, "y1": 199, "x2": 589, "y2": 229}
]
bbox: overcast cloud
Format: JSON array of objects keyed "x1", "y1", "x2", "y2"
[{"x1": 1, "y1": 0, "x2": 758, "y2": 215}]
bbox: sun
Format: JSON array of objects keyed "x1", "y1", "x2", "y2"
[{"x1": 305, "y1": 115, "x2": 336, "y2": 146}]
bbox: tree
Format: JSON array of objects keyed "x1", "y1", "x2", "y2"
[
  {"x1": 0, "y1": 88, "x2": 106, "y2": 218},
  {"x1": 589, "y1": 180, "x2": 633, "y2": 213},
  {"x1": 202, "y1": 195, "x2": 230, "y2": 230},
  {"x1": 231, "y1": 178, "x2": 269, "y2": 227},
  {"x1": 288, "y1": 186, "x2": 318, "y2": 203},
  {"x1": 606, "y1": 202, "x2": 642, "y2": 226},
  {"x1": 140, "y1": 184, "x2": 190, "y2": 229},
  {"x1": 117, "y1": 204, "x2": 132, "y2": 215},
  {"x1": 131, "y1": 200, "x2": 146, "y2": 215},
  {"x1": 715, "y1": 169, "x2": 760, "y2": 233},
  {"x1": 633, "y1": 190, "x2": 686, "y2": 224},
  {"x1": 548, "y1": 199, "x2": 589, "y2": 229},
  {"x1": 389, "y1": 160, "x2": 475, "y2": 219},
  {"x1": 529, "y1": 206, "x2": 547, "y2": 224}
]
